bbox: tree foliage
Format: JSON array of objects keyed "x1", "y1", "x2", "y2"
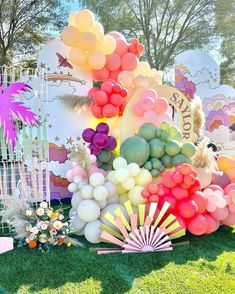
[{"x1": 0, "y1": 0, "x2": 69, "y2": 66}]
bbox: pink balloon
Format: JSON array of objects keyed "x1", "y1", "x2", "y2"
[
  {"x1": 121, "y1": 53, "x2": 138, "y2": 71},
  {"x1": 154, "y1": 97, "x2": 169, "y2": 113},
  {"x1": 222, "y1": 213, "x2": 235, "y2": 226},
  {"x1": 211, "y1": 171, "x2": 230, "y2": 188},
  {"x1": 228, "y1": 203, "x2": 235, "y2": 213},
  {"x1": 224, "y1": 183, "x2": 235, "y2": 194},
  {"x1": 133, "y1": 102, "x2": 145, "y2": 117},
  {"x1": 109, "y1": 69, "x2": 122, "y2": 81},
  {"x1": 143, "y1": 89, "x2": 158, "y2": 99},
  {"x1": 143, "y1": 110, "x2": 158, "y2": 124},
  {"x1": 152, "y1": 113, "x2": 172, "y2": 127},
  {"x1": 93, "y1": 67, "x2": 109, "y2": 81},
  {"x1": 187, "y1": 214, "x2": 208, "y2": 235},
  {"x1": 108, "y1": 31, "x2": 125, "y2": 40},
  {"x1": 203, "y1": 213, "x2": 220, "y2": 234},
  {"x1": 216, "y1": 198, "x2": 226, "y2": 208},
  {"x1": 207, "y1": 184, "x2": 224, "y2": 193},
  {"x1": 115, "y1": 38, "x2": 128, "y2": 56},
  {"x1": 224, "y1": 194, "x2": 232, "y2": 205},
  {"x1": 106, "y1": 53, "x2": 121, "y2": 71},
  {"x1": 210, "y1": 207, "x2": 229, "y2": 221},
  {"x1": 141, "y1": 97, "x2": 155, "y2": 111},
  {"x1": 66, "y1": 169, "x2": 74, "y2": 182},
  {"x1": 73, "y1": 166, "x2": 87, "y2": 179},
  {"x1": 207, "y1": 202, "x2": 217, "y2": 212}
]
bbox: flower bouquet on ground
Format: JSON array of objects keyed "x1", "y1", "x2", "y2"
[{"x1": 1, "y1": 198, "x2": 84, "y2": 252}]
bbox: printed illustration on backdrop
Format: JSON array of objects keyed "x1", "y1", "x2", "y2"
[{"x1": 175, "y1": 50, "x2": 235, "y2": 155}]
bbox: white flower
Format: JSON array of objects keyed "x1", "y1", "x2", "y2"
[
  {"x1": 41, "y1": 223, "x2": 48, "y2": 230},
  {"x1": 50, "y1": 229, "x2": 57, "y2": 236},
  {"x1": 58, "y1": 214, "x2": 64, "y2": 221},
  {"x1": 36, "y1": 207, "x2": 45, "y2": 216},
  {"x1": 26, "y1": 225, "x2": 32, "y2": 232},
  {"x1": 25, "y1": 209, "x2": 33, "y2": 217},
  {"x1": 40, "y1": 201, "x2": 48, "y2": 209},
  {"x1": 39, "y1": 233, "x2": 47, "y2": 244},
  {"x1": 46, "y1": 210, "x2": 53, "y2": 217},
  {"x1": 31, "y1": 227, "x2": 39, "y2": 235},
  {"x1": 53, "y1": 221, "x2": 63, "y2": 230},
  {"x1": 29, "y1": 234, "x2": 35, "y2": 240}
]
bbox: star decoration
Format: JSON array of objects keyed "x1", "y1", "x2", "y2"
[
  {"x1": 76, "y1": 136, "x2": 81, "y2": 141},
  {"x1": 48, "y1": 124, "x2": 52, "y2": 128},
  {"x1": 61, "y1": 144, "x2": 65, "y2": 149},
  {"x1": 40, "y1": 63, "x2": 46, "y2": 69},
  {"x1": 80, "y1": 79, "x2": 86, "y2": 85},
  {"x1": 55, "y1": 136, "x2": 60, "y2": 142},
  {"x1": 66, "y1": 137, "x2": 74, "y2": 145}
]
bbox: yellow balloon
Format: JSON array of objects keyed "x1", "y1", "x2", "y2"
[
  {"x1": 68, "y1": 12, "x2": 79, "y2": 26},
  {"x1": 134, "y1": 74, "x2": 150, "y2": 88},
  {"x1": 119, "y1": 193, "x2": 129, "y2": 204},
  {"x1": 78, "y1": 32, "x2": 96, "y2": 52},
  {"x1": 92, "y1": 21, "x2": 104, "y2": 42},
  {"x1": 69, "y1": 48, "x2": 87, "y2": 66},
  {"x1": 97, "y1": 35, "x2": 116, "y2": 55},
  {"x1": 134, "y1": 61, "x2": 151, "y2": 76},
  {"x1": 128, "y1": 186, "x2": 146, "y2": 206},
  {"x1": 118, "y1": 70, "x2": 135, "y2": 88},
  {"x1": 76, "y1": 9, "x2": 95, "y2": 32},
  {"x1": 61, "y1": 26, "x2": 80, "y2": 47},
  {"x1": 134, "y1": 169, "x2": 152, "y2": 186},
  {"x1": 88, "y1": 51, "x2": 106, "y2": 70}
]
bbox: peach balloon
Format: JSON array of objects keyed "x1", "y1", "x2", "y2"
[
  {"x1": 133, "y1": 102, "x2": 144, "y2": 117},
  {"x1": 68, "y1": 12, "x2": 79, "y2": 26},
  {"x1": 210, "y1": 207, "x2": 229, "y2": 221},
  {"x1": 203, "y1": 214, "x2": 220, "y2": 234},
  {"x1": 93, "y1": 67, "x2": 109, "y2": 81},
  {"x1": 106, "y1": 53, "x2": 121, "y2": 71},
  {"x1": 98, "y1": 35, "x2": 116, "y2": 55},
  {"x1": 108, "y1": 31, "x2": 125, "y2": 40},
  {"x1": 76, "y1": 9, "x2": 95, "y2": 32},
  {"x1": 69, "y1": 47, "x2": 87, "y2": 66},
  {"x1": 88, "y1": 51, "x2": 106, "y2": 70},
  {"x1": 78, "y1": 32, "x2": 96, "y2": 51},
  {"x1": 222, "y1": 213, "x2": 235, "y2": 226},
  {"x1": 61, "y1": 26, "x2": 80, "y2": 47},
  {"x1": 118, "y1": 71, "x2": 135, "y2": 88},
  {"x1": 121, "y1": 53, "x2": 138, "y2": 71},
  {"x1": 134, "y1": 75, "x2": 150, "y2": 88},
  {"x1": 115, "y1": 38, "x2": 128, "y2": 56}
]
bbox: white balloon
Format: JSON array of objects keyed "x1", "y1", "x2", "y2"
[
  {"x1": 70, "y1": 214, "x2": 86, "y2": 232},
  {"x1": 71, "y1": 192, "x2": 83, "y2": 208},
  {"x1": 113, "y1": 157, "x2": 127, "y2": 170},
  {"x1": 78, "y1": 180, "x2": 88, "y2": 189},
  {"x1": 93, "y1": 185, "x2": 108, "y2": 201},
  {"x1": 68, "y1": 183, "x2": 79, "y2": 193},
  {"x1": 73, "y1": 175, "x2": 83, "y2": 184},
  {"x1": 69, "y1": 208, "x2": 77, "y2": 218},
  {"x1": 89, "y1": 172, "x2": 105, "y2": 187},
  {"x1": 127, "y1": 163, "x2": 140, "y2": 177},
  {"x1": 84, "y1": 220, "x2": 102, "y2": 244},
  {"x1": 107, "y1": 170, "x2": 119, "y2": 184},
  {"x1": 96, "y1": 199, "x2": 107, "y2": 209},
  {"x1": 77, "y1": 200, "x2": 100, "y2": 222},
  {"x1": 107, "y1": 194, "x2": 119, "y2": 204},
  {"x1": 104, "y1": 181, "x2": 117, "y2": 197},
  {"x1": 114, "y1": 168, "x2": 130, "y2": 183},
  {"x1": 80, "y1": 184, "x2": 93, "y2": 199},
  {"x1": 121, "y1": 177, "x2": 135, "y2": 190}
]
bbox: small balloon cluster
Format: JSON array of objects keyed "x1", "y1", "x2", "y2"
[
  {"x1": 120, "y1": 123, "x2": 196, "y2": 178},
  {"x1": 108, "y1": 157, "x2": 152, "y2": 206},
  {"x1": 88, "y1": 80, "x2": 128, "y2": 118},
  {"x1": 93, "y1": 33, "x2": 144, "y2": 82},
  {"x1": 69, "y1": 171, "x2": 118, "y2": 243},
  {"x1": 61, "y1": 10, "x2": 116, "y2": 72},
  {"x1": 82, "y1": 123, "x2": 117, "y2": 170},
  {"x1": 133, "y1": 89, "x2": 172, "y2": 127}
]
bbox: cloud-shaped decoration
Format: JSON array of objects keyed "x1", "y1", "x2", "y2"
[
  {"x1": 203, "y1": 94, "x2": 230, "y2": 114},
  {"x1": 205, "y1": 110, "x2": 231, "y2": 131},
  {"x1": 222, "y1": 102, "x2": 235, "y2": 125}
]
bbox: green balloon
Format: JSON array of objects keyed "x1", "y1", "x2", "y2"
[
  {"x1": 97, "y1": 150, "x2": 112, "y2": 163},
  {"x1": 171, "y1": 153, "x2": 188, "y2": 167},
  {"x1": 155, "y1": 128, "x2": 162, "y2": 138},
  {"x1": 137, "y1": 123, "x2": 156, "y2": 142},
  {"x1": 149, "y1": 138, "x2": 165, "y2": 158},
  {"x1": 165, "y1": 140, "x2": 181, "y2": 156},
  {"x1": 150, "y1": 158, "x2": 162, "y2": 169},
  {"x1": 151, "y1": 169, "x2": 160, "y2": 178},
  {"x1": 161, "y1": 154, "x2": 172, "y2": 168},
  {"x1": 101, "y1": 163, "x2": 113, "y2": 171},
  {"x1": 144, "y1": 161, "x2": 152, "y2": 170},
  {"x1": 181, "y1": 142, "x2": 196, "y2": 158},
  {"x1": 120, "y1": 135, "x2": 150, "y2": 166},
  {"x1": 160, "y1": 122, "x2": 170, "y2": 131},
  {"x1": 159, "y1": 165, "x2": 166, "y2": 173},
  {"x1": 160, "y1": 130, "x2": 171, "y2": 141},
  {"x1": 96, "y1": 159, "x2": 103, "y2": 168}
]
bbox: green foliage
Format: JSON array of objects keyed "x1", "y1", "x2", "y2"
[{"x1": 0, "y1": 0, "x2": 70, "y2": 66}]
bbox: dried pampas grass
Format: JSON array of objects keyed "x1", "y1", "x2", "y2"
[
  {"x1": 191, "y1": 138, "x2": 217, "y2": 172},
  {"x1": 191, "y1": 96, "x2": 205, "y2": 137},
  {"x1": 59, "y1": 95, "x2": 93, "y2": 111}
]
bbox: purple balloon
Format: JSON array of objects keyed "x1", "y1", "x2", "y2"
[
  {"x1": 89, "y1": 143, "x2": 101, "y2": 156},
  {"x1": 105, "y1": 136, "x2": 117, "y2": 151},
  {"x1": 82, "y1": 128, "x2": 96, "y2": 143},
  {"x1": 96, "y1": 122, "x2": 110, "y2": 134},
  {"x1": 93, "y1": 133, "x2": 108, "y2": 149}
]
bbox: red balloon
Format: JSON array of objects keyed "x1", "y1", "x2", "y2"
[
  {"x1": 109, "y1": 69, "x2": 122, "y2": 81},
  {"x1": 178, "y1": 199, "x2": 197, "y2": 218},
  {"x1": 203, "y1": 213, "x2": 220, "y2": 234},
  {"x1": 112, "y1": 83, "x2": 122, "y2": 93},
  {"x1": 184, "y1": 174, "x2": 196, "y2": 186},
  {"x1": 93, "y1": 68, "x2": 109, "y2": 81},
  {"x1": 141, "y1": 189, "x2": 150, "y2": 198},
  {"x1": 90, "y1": 103, "x2": 103, "y2": 118},
  {"x1": 174, "y1": 214, "x2": 187, "y2": 229},
  {"x1": 147, "y1": 183, "x2": 158, "y2": 194},
  {"x1": 189, "y1": 178, "x2": 200, "y2": 194},
  {"x1": 149, "y1": 194, "x2": 159, "y2": 203},
  {"x1": 131, "y1": 38, "x2": 139, "y2": 46},
  {"x1": 159, "y1": 195, "x2": 176, "y2": 213},
  {"x1": 190, "y1": 191, "x2": 208, "y2": 213},
  {"x1": 110, "y1": 94, "x2": 122, "y2": 106},
  {"x1": 187, "y1": 214, "x2": 208, "y2": 235},
  {"x1": 94, "y1": 91, "x2": 109, "y2": 106},
  {"x1": 106, "y1": 53, "x2": 121, "y2": 71},
  {"x1": 118, "y1": 101, "x2": 126, "y2": 116},
  {"x1": 88, "y1": 87, "x2": 100, "y2": 96},
  {"x1": 162, "y1": 172, "x2": 176, "y2": 188},
  {"x1": 172, "y1": 172, "x2": 183, "y2": 184},
  {"x1": 128, "y1": 44, "x2": 137, "y2": 54},
  {"x1": 121, "y1": 53, "x2": 138, "y2": 71},
  {"x1": 101, "y1": 81, "x2": 113, "y2": 94},
  {"x1": 176, "y1": 164, "x2": 192, "y2": 175},
  {"x1": 115, "y1": 38, "x2": 128, "y2": 56},
  {"x1": 172, "y1": 186, "x2": 188, "y2": 200},
  {"x1": 137, "y1": 43, "x2": 145, "y2": 52},
  {"x1": 102, "y1": 103, "x2": 118, "y2": 118},
  {"x1": 120, "y1": 88, "x2": 128, "y2": 97}
]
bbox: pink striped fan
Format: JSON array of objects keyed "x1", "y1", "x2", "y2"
[{"x1": 96, "y1": 201, "x2": 187, "y2": 255}]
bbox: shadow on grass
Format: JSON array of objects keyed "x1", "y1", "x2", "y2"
[{"x1": 0, "y1": 226, "x2": 234, "y2": 294}]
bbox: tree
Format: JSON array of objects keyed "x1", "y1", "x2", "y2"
[
  {"x1": 82, "y1": 0, "x2": 221, "y2": 71},
  {"x1": 0, "y1": 0, "x2": 70, "y2": 66},
  {"x1": 215, "y1": 0, "x2": 235, "y2": 86}
]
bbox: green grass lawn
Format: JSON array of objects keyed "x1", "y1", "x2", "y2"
[{"x1": 0, "y1": 226, "x2": 234, "y2": 294}]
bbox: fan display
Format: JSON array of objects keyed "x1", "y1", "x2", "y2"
[{"x1": 95, "y1": 200, "x2": 186, "y2": 254}]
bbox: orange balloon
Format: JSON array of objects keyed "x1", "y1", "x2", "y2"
[
  {"x1": 61, "y1": 26, "x2": 80, "y2": 47},
  {"x1": 88, "y1": 51, "x2": 106, "y2": 70},
  {"x1": 76, "y1": 10, "x2": 95, "y2": 32},
  {"x1": 78, "y1": 32, "x2": 96, "y2": 52},
  {"x1": 69, "y1": 48, "x2": 87, "y2": 66}
]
